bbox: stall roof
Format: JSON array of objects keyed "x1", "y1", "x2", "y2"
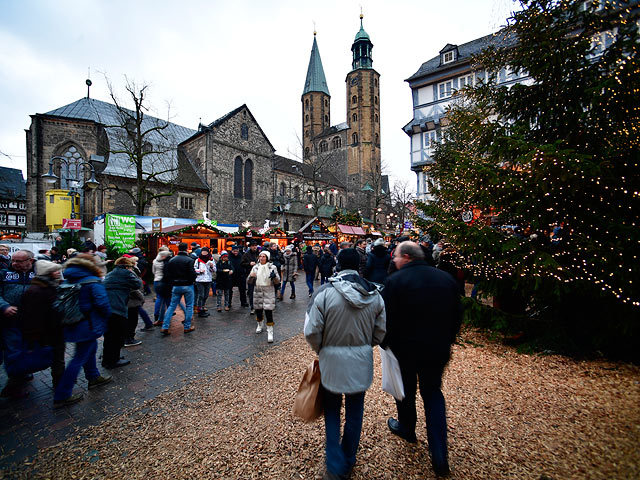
[{"x1": 337, "y1": 224, "x2": 365, "y2": 236}]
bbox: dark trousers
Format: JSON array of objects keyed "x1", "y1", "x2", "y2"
[
  {"x1": 126, "y1": 307, "x2": 139, "y2": 339},
  {"x1": 394, "y1": 348, "x2": 449, "y2": 467},
  {"x1": 322, "y1": 387, "x2": 366, "y2": 477},
  {"x1": 255, "y1": 308, "x2": 274, "y2": 325},
  {"x1": 247, "y1": 282, "x2": 255, "y2": 309},
  {"x1": 229, "y1": 282, "x2": 247, "y2": 306},
  {"x1": 102, "y1": 314, "x2": 127, "y2": 366}
]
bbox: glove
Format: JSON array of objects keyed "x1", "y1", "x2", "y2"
[{"x1": 269, "y1": 271, "x2": 276, "y2": 279}]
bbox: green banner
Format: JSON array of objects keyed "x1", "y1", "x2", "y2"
[{"x1": 105, "y1": 214, "x2": 136, "y2": 254}]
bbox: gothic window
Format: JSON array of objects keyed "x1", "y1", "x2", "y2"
[
  {"x1": 320, "y1": 141, "x2": 328, "y2": 152},
  {"x1": 324, "y1": 99, "x2": 328, "y2": 107},
  {"x1": 324, "y1": 115, "x2": 328, "y2": 123},
  {"x1": 293, "y1": 185, "x2": 300, "y2": 199},
  {"x1": 329, "y1": 194, "x2": 335, "y2": 206},
  {"x1": 304, "y1": 147, "x2": 310, "y2": 158},
  {"x1": 375, "y1": 133, "x2": 379, "y2": 145},
  {"x1": 374, "y1": 78, "x2": 378, "y2": 87},
  {"x1": 244, "y1": 159, "x2": 253, "y2": 199},
  {"x1": 332, "y1": 137, "x2": 342, "y2": 149},
  {"x1": 307, "y1": 192, "x2": 312, "y2": 202},
  {"x1": 374, "y1": 96, "x2": 378, "y2": 105},
  {"x1": 375, "y1": 114, "x2": 379, "y2": 123},
  {"x1": 234, "y1": 157, "x2": 243, "y2": 198},
  {"x1": 352, "y1": 113, "x2": 358, "y2": 122},
  {"x1": 58, "y1": 144, "x2": 85, "y2": 189},
  {"x1": 280, "y1": 181, "x2": 286, "y2": 197},
  {"x1": 352, "y1": 95, "x2": 357, "y2": 104},
  {"x1": 241, "y1": 123, "x2": 249, "y2": 140},
  {"x1": 305, "y1": 99, "x2": 309, "y2": 111},
  {"x1": 352, "y1": 133, "x2": 359, "y2": 144},
  {"x1": 305, "y1": 114, "x2": 309, "y2": 122},
  {"x1": 339, "y1": 196, "x2": 343, "y2": 208},
  {"x1": 305, "y1": 129, "x2": 310, "y2": 137}
]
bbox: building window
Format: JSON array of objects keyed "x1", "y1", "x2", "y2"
[
  {"x1": 234, "y1": 156, "x2": 243, "y2": 198},
  {"x1": 280, "y1": 181, "x2": 286, "y2": 197},
  {"x1": 332, "y1": 137, "x2": 342, "y2": 149},
  {"x1": 244, "y1": 159, "x2": 253, "y2": 200},
  {"x1": 352, "y1": 133, "x2": 358, "y2": 144},
  {"x1": 374, "y1": 78, "x2": 378, "y2": 87},
  {"x1": 0, "y1": 201, "x2": 7, "y2": 208},
  {"x1": 339, "y1": 197, "x2": 343, "y2": 208},
  {"x1": 438, "y1": 80, "x2": 453, "y2": 99},
  {"x1": 442, "y1": 51, "x2": 454, "y2": 64},
  {"x1": 375, "y1": 133, "x2": 379, "y2": 145},
  {"x1": 307, "y1": 192, "x2": 312, "y2": 202},
  {"x1": 305, "y1": 99, "x2": 309, "y2": 111},
  {"x1": 8, "y1": 202, "x2": 17, "y2": 208},
  {"x1": 179, "y1": 196, "x2": 194, "y2": 210},
  {"x1": 241, "y1": 123, "x2": 249, "y2": 140},
  {"x1": 293, "y1": 185, "x2": 300, "y2": 199},
  {"x1": 458, "y1": 74, "x2": 474, "y2": 89},
  {"x1": 0, "y1": 214, "x2": 5, "y2": 224},
  {"x1": 304, "y1": 147, "x2": 310, "y2": 158},
  {"x1": 324, "y1": 99, "x2": 328, "y2": 107},
  {"x1": 374, "y1": 96, "x2": 378, "y2": 105},
  {"x1": 305, "y1": 114, "x2": 309, "y2": 122},
  {"x1": 352, "y1": 95, "x2": 357, "y2": 104},
  {"x1": 17, "y1": 215, "x2": 26, "y2": 226},
  {"x1": 352, "y1": 113, "x2": 358, "y2": 122},
  {"x1": 305, "y1": 129, "x2": 310, "y2": 137},
  {"x1": 324, "y1": 115, "x2": 328, "y2": 123},
  {"x1": 375, "y1": 114, "x2": 379, "y2": 123},
  {"x1": 329, "y1": 194, "x2": 335, "y2": 206},
  {"x1": 320, "y1": 141, "x2": 328, "y2": 152},
  {"x1": 7, "y1": 215, "x2": 16, "y2": 226}
]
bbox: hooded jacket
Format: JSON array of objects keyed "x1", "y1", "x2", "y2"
[
  {"x1": 104, "y1": 265, "x2": 142, "y2": 317},
  {"x1": 61, "y1": 257, "x2": 111, "y2": 343},
  {"x1": 304, "y1": 270, "x2": 386, "y2": 394}
]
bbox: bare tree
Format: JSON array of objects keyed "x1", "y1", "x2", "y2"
[
  {"x1": 389, "y1": 178, "x2": 415, "y2": 234},
  {"x1": 101, "y1": 77, "x2": 180, "y2": 216},
  {"x1": 359, "y1": 158, "x2": 391, "y2": 227}
]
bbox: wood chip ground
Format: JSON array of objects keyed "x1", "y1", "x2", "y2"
[{"x1": 7, "y1": 328, "x2": 640, "y2": 479}]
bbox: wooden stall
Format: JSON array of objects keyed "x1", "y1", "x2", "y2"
[
  {"x1": 330, "y1": 223, "x2": 366, "y2": 245},
  {"x1": 143, "y1": 224, "x2": 226, "y2": 257},
  {"x1": 262, "y1": 227, "x2": 290, "y2": 249},
  {"x1": 298, "y1": 217, "x2": 335, "y2": 247}
]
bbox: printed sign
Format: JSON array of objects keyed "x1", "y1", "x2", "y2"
[
  {"x1": 62, "y1": 218, "x2": 82, "y2": 230},
  {"x1": 462, "y1": 210, "x2": 473, "y2": 223},
  {"x1": 152, "y1": 218, "x2": 162, "y2": 232},
  {"x1": 105, "y1": 214, "x2": 136, "y2": 254}
]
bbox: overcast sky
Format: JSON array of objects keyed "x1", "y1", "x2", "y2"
[{"x1": 0, "y1": 0, "x2": 515, "y2": 190}]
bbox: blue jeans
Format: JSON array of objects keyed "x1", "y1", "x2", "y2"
[
  {"x1": 54, "y1": 339, "x2": 100, "y2": 401},
  {"x1": 322, "y1": 386, "x2": 365, "y2": 477},
  {"x1": 280, "y1": 280, "x2": 296, "y2": 296},
  {"x1": 162, "y1": 285, "x2": 195, "y2": 330},
  {"x1": 138, "y1": 306, "x2": 153, "y2": 328},
  {"x1": 305, "y1": 271, "x2": 314, "y2": 294},
  {"x1": 154, "y1": 282, "x2": 187, "y2": 319}
]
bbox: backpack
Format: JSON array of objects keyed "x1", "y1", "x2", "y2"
[{"x1": 53, "y1": 278, "x2": 99, "y2": 326}]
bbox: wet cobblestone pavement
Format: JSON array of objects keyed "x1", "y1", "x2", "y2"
[{"x1": 0, "y1": 285, "x2": 311, "y2": 471}]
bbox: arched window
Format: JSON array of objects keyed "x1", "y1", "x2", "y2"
[
  {"x1": 375, "y1": 114, "x2": 379, "y2": 123},
  {"x1": 305, "y1": 99, "x2": 309, "y2": 111},
  {"x1": 352, "y1": 113, "x2": 358, "y2": 122},
  {"x1": 305, "y1": 114, "x2": 309, "y2": 122},
  {"x1": 244, "y1": 159, "x2": 253, "y2": 199},
  {"x1": 307, "y1": 191, "x2": 312, "y2": 202},
  {"x1": 339, "y1": 196, "x2": 343, "y2": 208},
  {"x1": 329, "y1": 194, "x2": 335, "y2": 206},
  {"x1": 320, "y1": 141, "x2": 328, "y2": 152},
  {"x1": 374, "y1": 78, "x2": 378, "y2": 87},
  {"x1": 324, "y1": 115, "x2": 328, "y2": 123},
  {"x1": 352, "y1": 133, "x2": 358, "y2": 144},
  {"x1": 234, "y1": 157, "x2": 243, "y2": 198},
  {"x1": 293, "y1": 185, "x2": 300, "y2": 199},
  {"x1": 280, "y1": 181, "x2": 286, "y2": 197},
  {"x1": 241, "y1": 123, "x2": 249, "y2": 140},
  {"x1": 305, "y1": 130, "x2": 310, "y2": 137},
  {"x1": 324, "y1": 99, "x2": 328, "y2": 107},
  {"x1": 374, "y1": 96, "x2": 378, "y2": 105},
  {"x1": 332, "y1": 137, "x2": 342, "y2": 149},
  {"x1": 352, "y1": 95, "x2": 357, "y2": 104},
  {"x1": 375, "y1": 133, "x2": 379, "y2": 145}
]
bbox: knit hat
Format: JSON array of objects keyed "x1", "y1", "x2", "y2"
[
  {"x1": 35, "y1": 260, "x2": 62, "y2": 277},
  {"x1": 336, "y1": 248, "x2": 360, "y2": 271},
  {"x1": 231, "y1": 245, "x2": 239, "y2": 250},
  {"x1": 130, "y1": 247, "x2": 141, "y2": 254},
  {"x1": 284, "y1": 246, "x2": 292, "y2": 251},
  {"x1": 259, "y1": 250, "x2": 270, "y2": 260},
  {"x1": 220, "y1": 250, "x2": 228, "y2": 256},
  {"x1": 374, "y1": 238, "x2": 385, "y2": 247}
]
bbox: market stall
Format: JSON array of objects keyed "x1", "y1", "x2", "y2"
[
  {"x1": 331, "y1": 223, "x2": 366, "y2": 245},
  {"x1": 297, "y1": 217, "x2": 335, "y2": 247},
  {"x1": 142, "y1": 223, "x2": 230, "y2": 257},
  {"x1": 262, "y1": 227, "x2": 290, "y2": 249}
]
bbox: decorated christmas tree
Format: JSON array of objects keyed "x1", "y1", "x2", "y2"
[{"x1": 418, "y1": 0, "x2": 639, "y2": 356}]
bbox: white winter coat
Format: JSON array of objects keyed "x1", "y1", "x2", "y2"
[{"x1": 194, "y1": 258, "x2": 216, "y2": 283}]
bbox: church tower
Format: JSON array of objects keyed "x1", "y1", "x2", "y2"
[
  {"x1": 301, "y1": 33, "x2": 330, "y2": 160},
  {"x1": 345, "y1": 14, "x2": 381, "y2": 195}
]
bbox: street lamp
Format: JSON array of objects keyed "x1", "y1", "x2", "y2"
[{"x1": 42, "y1": 155, "x2": 99, "y2": 221}]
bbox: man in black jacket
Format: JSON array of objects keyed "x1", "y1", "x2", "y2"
[
  {"x1": 228, "y1": 245, "x2": 248, "y2": 309},
  {"x1": 381, "y1": 241, "x2": 462, "y2": 478},
  {"x1": 241, "y1": 241, "x2": 260, "y2": 314},
  {"x1": 161, "y1": 243, "x2": 196, "y2": 335}
]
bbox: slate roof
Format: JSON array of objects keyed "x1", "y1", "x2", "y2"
[
  {"x1": 303, "y1": 37, "x2": 330, "y2": 96},
  {"x1": 272, "y1": 155, "x2": 345, "y2": 189},
  {"x1": 405, "y1": 30, "x2": 516, "y2": 83},
  {"x1": 0, "y1": 167, "x2": 26, "y2": 200},
  {"x1": 318, "y1": 122, "x2": 349, "y2": 138},
  {"x1": 43, "y1": 98, "x2": 197, "y2": 184}
]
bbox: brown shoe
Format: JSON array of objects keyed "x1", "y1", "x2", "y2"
[
  {"x1": 153, "y1": 320, "x2": 163, "y2": 326},
  {"x1": 224, "y1": 306, "x2": 230, "y2": 311},
  {"x1": 160, "y1": 329, "x2": 170, "y2": 336},
  {"x1": 184, "y1": 326, "x2": 196, "y2": 333}
]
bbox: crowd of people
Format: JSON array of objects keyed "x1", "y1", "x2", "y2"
[{"x1": 1, "y1": 234, "x2": 463, "y2": 478}]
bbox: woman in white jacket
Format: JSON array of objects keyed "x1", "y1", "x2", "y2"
[
  {"x1": 248, "y1": 250, "x2": 280, "y2": 342},
  {"x1": 194, "y1": 247, "x2": 216, "y2": 318}
]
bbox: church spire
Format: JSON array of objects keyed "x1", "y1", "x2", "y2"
[
  {"x1": 351, "y1": 13, "x2": 373, "y2": 70},
  {"x1": 302, "y1": 34, "x2": 330, "y2": 96}
]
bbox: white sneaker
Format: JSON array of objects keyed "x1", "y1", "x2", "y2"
[
  {"x1": 256, "y1": 321, "x2": 264, "y2": 334},
  {"x1": 267, "y1": 325, "x2": 274, "y2": 343}
]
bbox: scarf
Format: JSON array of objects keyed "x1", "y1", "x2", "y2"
[
  {"x1": 198, "y1": 252, "x2": 211, "y2": 263},
  {"x1": 256, "y1": 263, "x2": 272, "y2": 287}
]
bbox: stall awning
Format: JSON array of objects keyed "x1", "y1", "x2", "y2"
[
  {"x1": 337, "y1": 224, "x2": 355, "y2": 234},
  {"x1": 351, "y1": 226, "x2": 366, "y2": 235}
]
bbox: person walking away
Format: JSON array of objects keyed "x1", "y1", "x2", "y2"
[
  {"x1": 215, "y1": 251, "x2": 233, "y2": 311},
  {"x1": 381, "y1": 241, "x2": 461, "y2": 477},
  {"x1": 364, "y1": 238, "x2": 391, "y2": 285},
  {"x1": 124, "y1": 265, "x2": 146, "y2": 346},
  {"x1": 102, "y1": 257, "x2": 141, "y2": 368},
  {"x1": 268, "y1": 243, "x2": 284, "y2": 300},
  {"x1": 161, "y1": 242, "x2": 197, "y2": 334},
  {"x1": 0, "y1": 250, "x2": 36, "y2": 398},
  {"x1": 304, "y1": 249, "x2": 386, "y2": 480},
  {"x1": 53, "y1": 254, "x2": 113, "y2": 406},
  {"x1": 280, "y1": 246, "x2": 298, "y2": 299},
  {"x1": 302, "y1": 245, "x2": 319, "y2": 297},
  {"x1": 228, "y1": 245, "x2": 248, "y2": 309},
  {"x1": 355, "y1": 239, "x2": 368, "y2": 276},
  {"x1": 194, "y1": 246, "x2": 216, "y2": 317},
  {"x1": 19, "y1": 260, "x2": 65, "y2": 390},
  {"x1": 248, "y1": 251, "x2": 280, "y2": 343},
  {"x1": 319, "y1": 246, "x2": 336, "y2": 285},
  {"x1": 152, "y1": 249, "x2": 170, "y2": 324},
  {"x1": 241, "y1": 241, "x2": 260, "y2": 314},
  {"x1": 129, "y1": 247, "x2": 151, "y2": 295}
]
